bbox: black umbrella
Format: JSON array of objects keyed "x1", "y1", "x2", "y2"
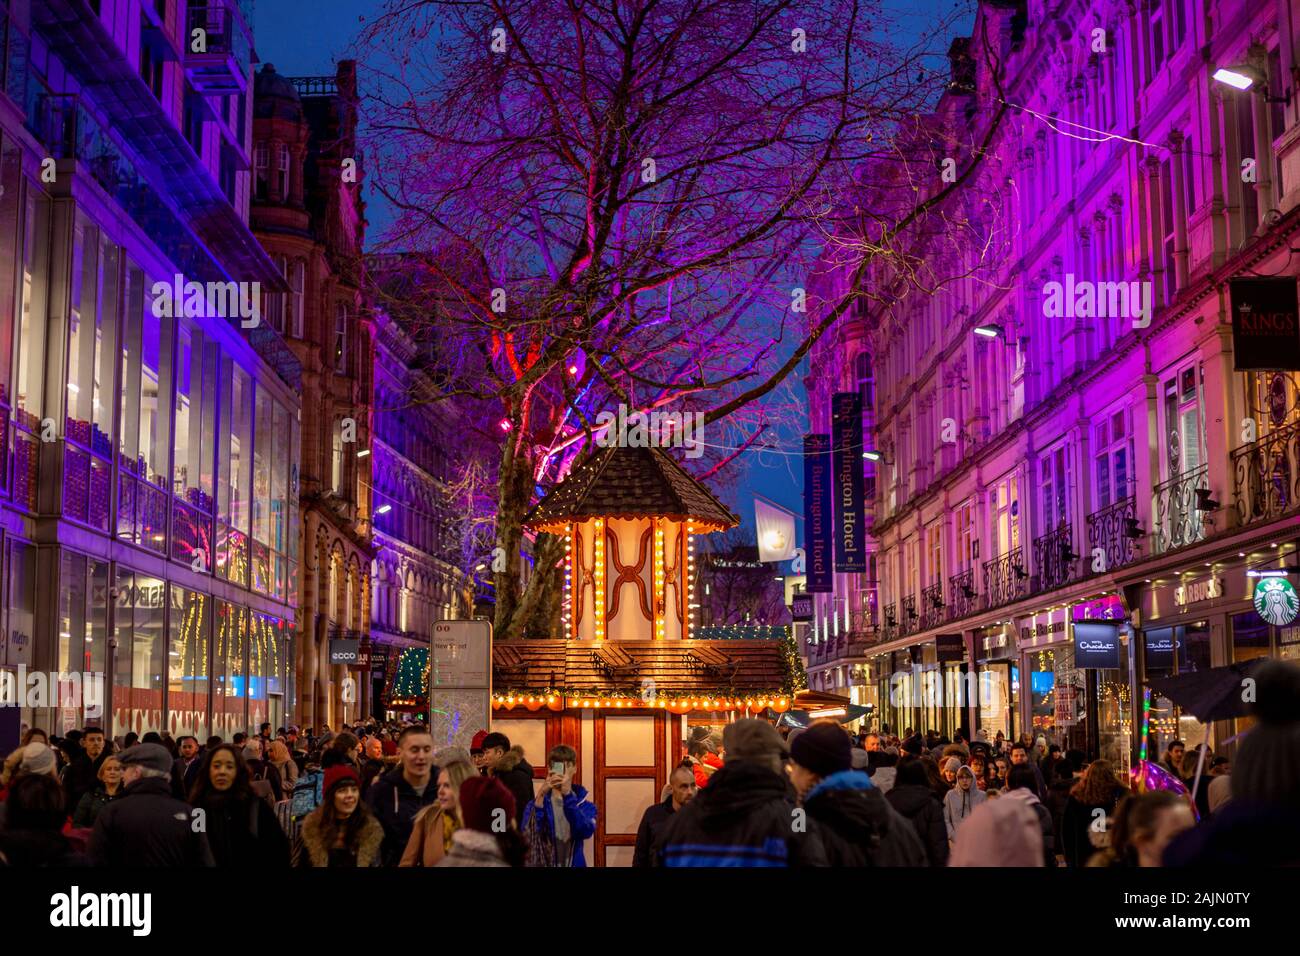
[{"x1": 1145, "y1": 658, "x2": 1271, "y2": 722}]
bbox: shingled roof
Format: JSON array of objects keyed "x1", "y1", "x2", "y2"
[
  {"x1": 524, "y1": 444, "x2": 739, "y2": 533},
  {"x1": 491, "y1": 639, "x2": 789, "y2": 695}
]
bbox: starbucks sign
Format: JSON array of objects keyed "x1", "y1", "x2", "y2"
[{"x1": 1254, "y1": 577, "x2": 1300, "y2": 626}]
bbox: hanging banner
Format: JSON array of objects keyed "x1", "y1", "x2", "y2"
[
  {"x1": 1073, "y1": 621, "x2": 1121, "y2": 669},
  {"x1": 755, "y1": 497, "x2": 797, "y2": 562},
  {"x1": 1230, "y1": 277, "x2": 1300, "y2": 371},
  {"x1": 831, "y1": 392, "x2": 866, "y2": 573},
  {"x1": 790, "y1": 593, "x2": 814, "y2": 621},
  {"x1": 803, "y1": 434, "x2": 834, "y2": 592}
]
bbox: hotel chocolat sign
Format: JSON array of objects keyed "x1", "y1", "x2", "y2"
[
  {"x1": 1073, "y1": 621, "x2": 1121, "y2": 669},
  {"x1": 802, "y1": 435, "x2": 834, "y2": 593},
  {"x1": 1230, "y1": 278, "x2": 1300, "y2": 371},
  {"x1": 936, "y1": 634, "x2": 965, "y2": 663},
  {"x1": 830, "y1": 393, "x2": 866, "y2": 573}
]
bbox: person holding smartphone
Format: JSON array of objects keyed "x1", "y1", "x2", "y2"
[{"x1": 521, "y1": 745, "x2": 598, "y2": 867}]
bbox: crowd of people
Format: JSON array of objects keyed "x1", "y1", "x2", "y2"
[{"x1": 0, "y1": 659, "x2": 1296, "y2": 868}]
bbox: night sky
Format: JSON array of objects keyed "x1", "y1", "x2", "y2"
[{"x1": 253, "y1": 0, "x2": 975, "y2": 543}]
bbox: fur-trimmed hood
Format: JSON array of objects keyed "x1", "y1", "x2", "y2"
[
  {"x1": 496, "y1": 745, "x2": 528, "y2": 774},
  {"x1": 298, "y1": 810, "x2": 385, "y2": 867}
]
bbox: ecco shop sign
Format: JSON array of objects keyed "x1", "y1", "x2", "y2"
[
  {"x1": 329, "y1": 639, "x2": 360, "y2": 665},
  {"x1": 1174, "y1": 577, "x2": 1221, "y2": 607}
]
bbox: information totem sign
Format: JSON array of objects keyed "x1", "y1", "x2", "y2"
[{"x1": 430, "y1": 620, "x2": 492, "y2": 752}]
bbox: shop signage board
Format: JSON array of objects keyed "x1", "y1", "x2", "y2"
[
  {"x1": 790, "y1": 593, "x2": 814, "y2": 621},
  {"x1": 1253, "y1": 577, "x2": 1300, "y2": 626},
  {"x1": 328, "y1": 639, "x2": 360, "y2": 665},
  {"x1": 1073, "y1": 621, "x2": 1121, "y2": 669},
  {"x1": 1054, "y1": 683, "x2": 1079, "y2": 728},
  {"x1": 831, "y1": 392, "x2": 867, "y2": 573},
  {"x1": 802, "y1": 435, "x2": 834, "y2": 592},
  {"x1": 1229, "y1": 277, "x2": 1300, "y2": 371},
  {"x1": 1143, "y1": 629, "x2": 1180, "y2": 670},
  {"x1": 1174, "y1": 576, "x2": 1221, "y2": 607},
  {"x1": 1072, "y1": 594, "x2": 1125, "y2": 621},
  {"x1": 936, "y1": 633, "x2": 965, "y2": 662}
]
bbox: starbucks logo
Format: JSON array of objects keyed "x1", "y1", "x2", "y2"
[{"x1": 1254, "y1": 577, "x2": 1300, "y2": 626}]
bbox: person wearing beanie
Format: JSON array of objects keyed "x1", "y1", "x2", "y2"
[
  {"x1": 294, "y1": 764, "x2": 385, "y2": 867},
  {"x1": 89, "y1": 743, "x2": 214, "y2": 867},
  {"x1": 470, "y1": 730, "x2": 490, "y2": 774},
  {"x1": 438, "y1": 776, "x2": 526, "y2": 867},
  {"x1": 657, "y1": 718, "x2": 827, "y2": 867},
  {"x1": 940, "y1": 756, "x2": 962, "y2": 789},
  {"x1": 943, "y1": 764, "x2": 987, "y2": 842},
  {"x1": 1164, "y1": 660, "x2": 1300, "y2": 866},
  {"x1": 789, "y1": 723, "x2": 924, "y2": 866}
]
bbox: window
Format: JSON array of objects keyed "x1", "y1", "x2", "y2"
[
  {"x1": 1039, "y1": 444, "x2": 1071, "y2": 529},
  {"x1": 1161, "y1": 363, "x2": 1205, "y2": 478},
  {"x1": 1094, "y1": 408, "x2": 1133, "y2": 510},
  {"x1": 927, "y1": 523, "x2": 943, "y2": 586},
  {"x1": 1182, "y1": 137, "x2": 1196, "y2": 219},
  {"x1": 213, "y1": 602, "x2": 247, "y2": 738},
  {"x1": 334, "y1": 302, "x2": 349, "y2": 372},
  {"x1": 331, "y1": 418, "x2": 346, "y2": 496},
  {"x1": 217, "y1": 360, "x2": 252, "y2": 585},
  {"x1": 169, "y1": 586, "x2": 210, "y2": 741},
  {"x1": 1147, "y1": 2, "x2": 1165, "y2": 85},
  {"x1": 252, "y1": 390, "x2": 274, "y2": 593},
  {"x1": 254, "y1": 143, "x2": 268, "y2": 200},
  {"x1": 183, "y1": 84, "x2": 204, "y2": 155},
  {"x1": 1269, "y1": 48, "x2": 1286, "y2": 196},
  {"x1": 289, "y1": 260, "x2": 304, "y2": 337},
  {"x1": 264, "y1": 255, "x2": 286, "y2": 333},
  {"x1": 276, "y1": 143, "x2": 290, "y2": 201},
  {"x1": 112, "y1": 571, "x2": 165, "y2": 738},
  {"x1": 172, "y1": 322, "x2": 217, "y2": 568},
  {"x1": 1160, "y1": 158, "x2": 1176, "y2": 302},
  {"x1": 139, "y1": 16, "x2": 164, "y2": 100},
  {"x1": 956, "y1": 499, "x2": 975, "y2": 570},
  {"x1": 990, "y1": 473, "x2": 1021, "y2": 556}
]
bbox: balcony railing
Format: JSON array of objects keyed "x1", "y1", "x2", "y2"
[
  {"x1": 185, "y1": 1, "x2": 252, "y2": 94},
  {"x1": 983, "y1": 546, "x2": 1028, "y2": 609},
  {"x1": 882, "y1": 602, "x2": 897, "y2": 643},
  {"x1": 1032, "y1": 523, "x2": 1080, "y2": 592},
  {"x1": 899, "y1": 594, "x2": 919, "y2": 636},
  {"x1": 948, "y1": 568, "x2": 978, "y2": 621},
  {"x1": 1231, "y1": 421, "x2": 1300, "y2": 527},
  {"x1": 1087, "y1": 496, "x2": 1140, "y2": 573},
  {"x1": 921, "y1": 581, "x2": 945, "y2": 629},
  {"x1": 1152, "y1": 465, "x2": 1210, "y2": 555}
]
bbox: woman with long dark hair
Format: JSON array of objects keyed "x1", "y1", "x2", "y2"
[
  {"x1": 293, "y1": 765, "x2": 384, "y2": 867},
  {"x1": 189, "y1": 743, "x2": 289, "y2": 867},
  {"x1": 1061, "y1": 759, "x2": 1129, "y2": 867}
]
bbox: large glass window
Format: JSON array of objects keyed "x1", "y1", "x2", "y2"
[
  {"x1": 0, "y1": 136, "x2": 21, "y2": 429},
  {"x1": 168, "y1": 585, "x2": 210, "y2": 741},
  {"x1": 111, "y1": 571, "x2": 166, "y2": 738},
  {"x1": 12, "y1": 184, "x2": 50, "y2": 511},
  {"x1": 217, "y1": 360, "x2": 253, "y2": 585},
  {"x1": 172, "y1": 322, "x2": 217, "y2": 570},
  {"x1": 248, "y1": 612, "x2": 282, "y2": 733},
  {"x1": 991, "y1": 473, "x2": 1021, "y2": 555},
  {"x1": 272, "y1": 399, "x2": 290, "y2": 600},
  {"x1": 1039, "y1": 444, "x2": 1071, "y2": 529},
  {"x1": 289, "y1": 259, "x2": 304, "y2": 338},
  {"x1": 1143, "y1": 622, "x2": 1211, "y2": 760},
  {"x1": 334, "y1": 302, "x2": 348, "y2": 372},
  {"x1": 1160, "y1": 363, "x2": 1205, "y2": 479},
  {"x1": 213, "y1": 601, "x2": 247, "y2": 738},
  {"x1": 57, "y1": 552, "x2": 109, "y2": 734},
  {"x1": 1094, "y1": 408, "x2": 1132, "y2": 510},
  {"x1": 250, "y1": 390, "x2": 274, "y2": 593}
]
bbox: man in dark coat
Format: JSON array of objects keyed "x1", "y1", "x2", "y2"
[
  {"x1": 89, "y1": 744, "x2": 212, "y2": 866},
  {"x1": 791, "y1": 723, "x2": 926, "y2": 867},
  {"x1": 884, "y1": 757, "x2": 949, "y2": 865},
  {"x1": 657, "y1": 719, "x2": 827, "y2": 867},
  {"x1": 63, "y1": 726, "x2": 109, "y2": 809},
  {"x1": 482, "y1": 732, "x2": 535, "y2": 826},
  {"x1": 633, "y1": 762, "x2": 697, "y2": 867},
  {"x1": 366, "y1": 726, "x2": 438, "y2": 866},
  {"x1": 170, "y1": 735, "x2": 203, "y2": 800}
]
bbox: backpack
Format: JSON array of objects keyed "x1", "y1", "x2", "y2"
[{"x1": 291, "y1": 769, "x2": 324, "y2": 820}]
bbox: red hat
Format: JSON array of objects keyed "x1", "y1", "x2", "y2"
[
  {"x1": 458, "y1": 776, "x2": 516, "y2": 833},
  {"x1": 470, "y1": 729, "x2": 489, "y2": 753},
  {"x1": 324, "y1": 764, "x2": 361, "y2": 797}
]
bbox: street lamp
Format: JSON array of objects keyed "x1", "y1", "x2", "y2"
[
  {"x1": 375, "y1": 503, "x2": 392, "y2": 515},
  {"x1": 1213, "y1": 63, "x2": 1288, "y2": 102},
  {"x1": 973, "y1": 324, "x2": 1002, "y2": 338},
  {"x1": 862, "y1": 449, "x2": 885, "y2": 462}
]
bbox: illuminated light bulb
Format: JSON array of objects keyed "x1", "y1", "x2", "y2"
[{"x1": 499, "y1": 418, "x2": 512, "y2": 431}]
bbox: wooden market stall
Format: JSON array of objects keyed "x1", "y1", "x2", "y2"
[{"x1": 490, "y1": 444, "x2": 799, "y2": 866}]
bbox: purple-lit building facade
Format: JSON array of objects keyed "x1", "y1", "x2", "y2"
[
  {"x1": 0, "y1": 0, "x2": 301, "y2": 744},
  {"x1": 807, "y1": 0, "x2": 1300, "y2": 769}
]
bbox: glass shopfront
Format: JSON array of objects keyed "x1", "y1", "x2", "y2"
[
  {"x1": 1141, "y1": 621, "x2": 1211, "y2": 761},
  {"x1": 975, "y1": 625, "x2": 1017, "y2": 742}
]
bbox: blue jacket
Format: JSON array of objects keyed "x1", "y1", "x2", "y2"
[{"x1": 521, "y1": 784, "x2": 598, "y2": 867}]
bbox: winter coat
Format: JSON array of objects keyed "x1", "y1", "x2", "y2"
[
  {"x1": 193, "y1": 792, "x2": 290, "y2": 868},
  {"x1": 171, "y1": 756, "x2": 203, "y2": 801},
  {"x1": 521, "y1": 783, "x2": 598, "y2": 867},
  {"x1": 869, "y1": 766, "x2": 897, "y2": 795},
  {"x1": 270, "y1": 758, "x2": 298, "y2": 791},
  {"x1": 685, "y1": 755, "x2": 716, "y2": 789},
  {"x1": 1060, "y1": 785, "x2": 1127, "y2": 868},
  {"x1": 399, "y1": 805, "x2": 458, "y2": 867},
  {"x1": 658, "y1": 761, "x2": 828, "y2": 867},
  {"x1": 366, "y1": 765, "x2": 439, "y2": 867},
  {"x1": 949, "y1": 796, "x2": 1046, "y2": 866},
  {"x1": 436, "y1": 828, "x2": 510, "y2": 867},
  {"x1": 293, "y1": 808, "x2": 385, "y2": 867},
  {"x1": 72, "y1": 786, "x2": 122, "y2": 828},
  {"x1": 633, "y1": 796, "x2": 678, "y2": 868},
  {"x1": 1003, "y1": 788, "x2": 1056, "y2": 866},
  {"x1": 62, "y1": 750, "x2": 107, "y2": 809},
  {"x1": 885, "y1": 783, "x2": 949, "y2": 866},
  {"x1": 942, "y1": 774, "x2": 987, "y2": 840},
  {"x1": 489, "y1": 747, "x2": 535, "y2": 827},
  {"x1": 1163, "y1": 800, "x2": 1300, "y2": 867},
  {"x1": 89, "y1": 776, "x2": 212, "y2": 867},
  {"x1": 804, "y1": 770, "x2": 926, "y2": 867},
  {"x1": 1045, "y1": 776, "x2": 1074, "y2": 845}
]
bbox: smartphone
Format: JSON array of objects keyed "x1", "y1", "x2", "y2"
[{"x1": 550, "y1": 761, "x2": 566, "y2": 776}]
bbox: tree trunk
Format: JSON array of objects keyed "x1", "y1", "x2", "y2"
[{"x1": 492, "y1": 430, "x2": 535, "y2": 639}]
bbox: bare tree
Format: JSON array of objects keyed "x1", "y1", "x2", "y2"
[{"x1": 356, "y1": 0, "x2": 1010, "y2": 638}]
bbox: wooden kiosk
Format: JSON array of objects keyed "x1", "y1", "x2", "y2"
[{"x1": 490, "y1": 444, "x2": 796, "y2": 866}]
